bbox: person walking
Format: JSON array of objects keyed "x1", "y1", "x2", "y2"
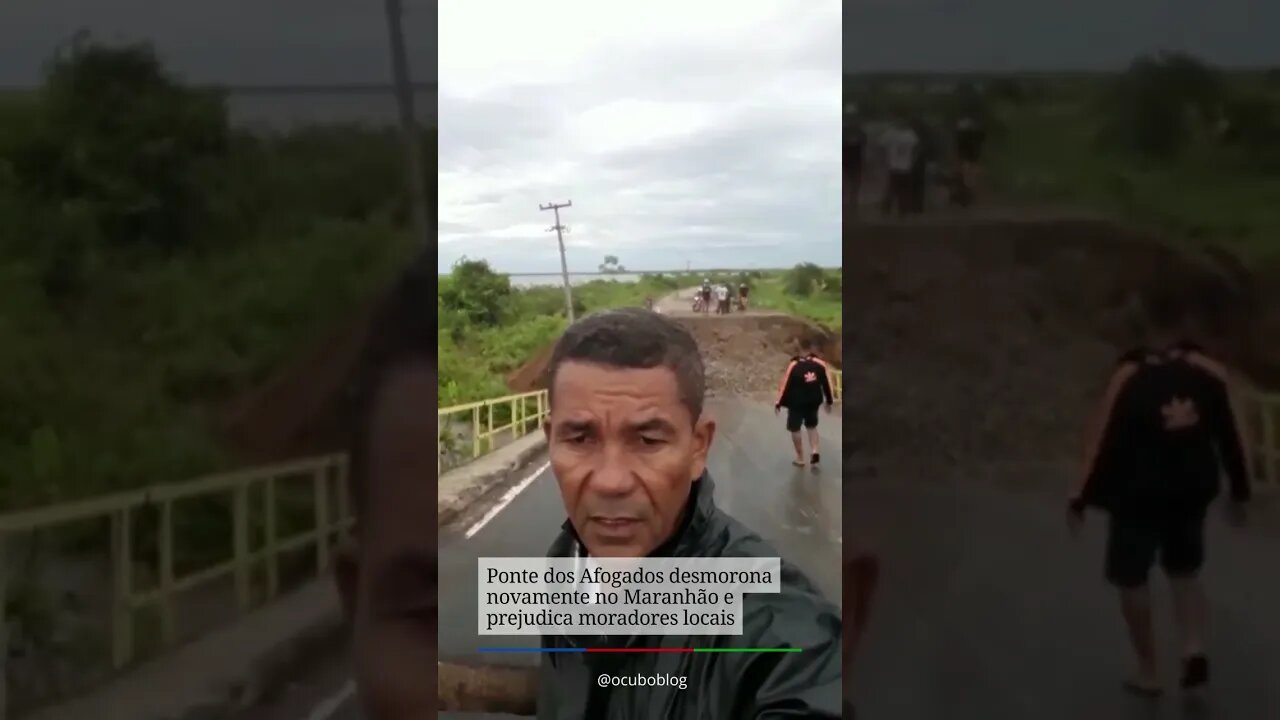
[
  {"x1": 774, "y1": 338, "x2": 836, "y2": 466},
  {"x1": 1069, "y1": 322, "x2": 1251, "y2": 696}
]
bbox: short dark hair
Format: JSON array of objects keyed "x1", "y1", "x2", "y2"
[
  {"x1": 545, "y1": 308, "x2": 706, "y2": 420},
  {"x1": 798, "y1": 337, "x2": 815, "y2": 352},
  {"x1": 347, "y1": 251, "x2": 436, "y2": 519}
]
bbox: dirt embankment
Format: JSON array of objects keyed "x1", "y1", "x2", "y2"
[
  {"x1": 845, "y1": 216, "x2": 1279, "y2": 486},
  {"x1": 508, "y1": 313, "x2": 841, "y2": 401}
]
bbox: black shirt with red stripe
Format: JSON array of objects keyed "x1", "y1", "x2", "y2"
[{"x1": 776, "y1": 353, "x2": 834, "y2": 409}]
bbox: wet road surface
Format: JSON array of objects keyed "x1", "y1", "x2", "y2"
[
  {"x1": 847, "y1": 473, "x2": 1280, "y2": 719},
  {"x1": 246, "y1": 398, "x2": 841, "y2": 718}
]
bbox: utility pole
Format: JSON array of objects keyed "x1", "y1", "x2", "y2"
[
  {"x1": 540, "y1": 200, "x2": 575, "y2": 322},
  {"x1": 383, "y1": 0, "x2": 431, "y2": 248}
]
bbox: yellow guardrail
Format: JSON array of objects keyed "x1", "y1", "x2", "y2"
[
  {"x1": 1254, "y1": 392, "x2": 1280, "y2": 488},
  {"x1": 0, "y1": 453, "x2": 351, "y2": 715},
  {"x1": 832, "y1": 369, "x2": 842, "y2": 401},
  {"x1": 437, "y1": 389, "x2": 550, "y2": 473}
]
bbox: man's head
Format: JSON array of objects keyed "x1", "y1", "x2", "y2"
[
  {"x1": 543, "y1": 308, "x2": 714, "y2": 557},
  {"x1": 335, "y1": 254, "x2": 437, "y2": 719},
  {"x1": 798, "y1": 337, "x2": 816, "y2": 355}
]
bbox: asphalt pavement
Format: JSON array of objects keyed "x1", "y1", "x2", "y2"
[
  {"x1": 847, "y1": 473, "x2": 1280, "y2": 719},
  {"x1": 246, "y1": 397, "x2": 842, "y2": 719}
]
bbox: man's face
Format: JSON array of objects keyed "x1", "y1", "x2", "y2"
[
  {"x1": 545, "y1": 361, "x2": 714, "y2": 557},
  {"x1": 335, "y1": 361, "x2": 437, "y2": 719}
]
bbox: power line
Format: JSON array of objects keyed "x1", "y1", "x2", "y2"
[{"x1": 539, "y1": 200, "x2": 576, "y2": 323}]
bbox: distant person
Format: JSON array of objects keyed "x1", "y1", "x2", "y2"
[
  {"x1": 881, "y1": 120, "x2": 918, "y2": 217},
  {"x1": 845, "y1": 118, "x2": 867, "y2": 214},
  {"x1": 908, "y1": 120, "x2": 930, "y2": 214},
  {"x1": 643, "y1": 295, "x2": 655, "y2": 311},
  {"x1": 539, "y1": 309, "x2": 843, "y2": 717},
  {"x1": 954, "y1": 116, "x2": 986, "y2": 207},
  {"x1": 738, "y1": 282, "x2": 750, "y2": 311},
  {"x1": 699, "y1": 278, "x2": 712, "y2": 314},
  {"x1": 716, "y1": 283, "x2": 731, "y2": 314},
  {"x1": 1069, "y1": 307, "x2": 1251, "y2": 697},
  {"x1": 774, "y1": 338, "x2": 836, "y2": 466}
]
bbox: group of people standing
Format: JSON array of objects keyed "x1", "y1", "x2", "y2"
[
  {"x1": 697, "y1": 278, "x2": 749, "y2": 314},
  {"x1": 844, "y1": 112, "x2": 986, "y2": 216}
]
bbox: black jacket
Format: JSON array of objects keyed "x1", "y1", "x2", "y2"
[
  {"x1": 1082, "y1": 346, "x2": 1251, "y2": 514},
  {"x1": 776, "y1": 354, "x2": 835, "y2": 409},
  {"x1": 537, "y1": 473, "x2": 843, "y2": 719}
]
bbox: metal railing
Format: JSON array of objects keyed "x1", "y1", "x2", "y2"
[
  {"x1": 0, "y1": 454, "x2": 351, "y2": 717},
  {"x1": 437, "y1": 389, "x2": 550, "y2": 473},
  {"x1": 832, "y1": 369, "x2": 843, "y2": 401}
]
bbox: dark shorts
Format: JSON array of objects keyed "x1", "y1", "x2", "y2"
[
  {"x1": 785, "y1": 404, "x2": 820, "y2": 432},
  {"x1": 1105, "y1": 508, "x2": 1207, "y2": 588}
]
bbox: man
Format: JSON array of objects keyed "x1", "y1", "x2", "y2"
[
  {"x1": 333, "y1": 264, "x2": 848, "y2": 717},
  {"x1": 908, "y1": 120, "x2": 931, "y2": 214},
  {"x1": 738, "y1": 281, "x2": 750, "y2": 311},
  {"x1": 539, "y1": 308, "x2": 842, "y2": 718},
  {"x1": 1069, "y1": 313, "x2": 1251, "y2": 697},
  {"x1": 716, "y1": 282, "x2": 731, "y2": 314},
  {"x1": 332, "y1": 253, "x2": 441, "y2": 719},
  {"x1": 880, "y1": 119, "x2": 918, "y2": 217},
  {"x1": 844, "y1": 115, "x2": 867, "y2": 215},
  {"x1": 953, "y1": 116, "x2": 985, "y2": 207},
  {"x1": 774, "y1": 338, "x2": 836, "y2": 466},
  {"x1": 699, "y1": 278, "x2": 713, "y2": 314}
]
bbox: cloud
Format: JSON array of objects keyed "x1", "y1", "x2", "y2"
[{"x1": 437, "y1": 0, "x2": 842, "y2": 273}]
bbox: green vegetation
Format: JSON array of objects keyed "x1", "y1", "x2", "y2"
[
  {"x1": 752, "y1": 263, "x2": 842, "y2": 330},
  {"x1": 437, "y1": 260, "x2": 842, "y2": 408},
  {"x1": 988, "y1": 55, "x2": 1280, "y2": 262},
  {"x1": 849, "y1": 53, "x2": 1280, "y2": 263},
  {"x1": 0, "y1": 39, "x2": 425, "y2": 509},
  {"x1": 438, "y1": 258, "x2": 681, "y2": 407}
]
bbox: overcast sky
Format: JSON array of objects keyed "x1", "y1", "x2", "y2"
[
  {"x1": 0, "y1": 0, "x2": 436, "y2": 86},
  {"x1": 437, "y1": 0, "x2": 842, "y2": 274},
  {"x1": 845, "y1": 0, "x2": 1280, "y2": 72}
]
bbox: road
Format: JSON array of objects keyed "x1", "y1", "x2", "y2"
[
  {"x1": 245, "y1": 397, "x2": 842, "y2": 718},
  {"x1": 847, "y1": 470, "x2": 1280, "y2": 719}
]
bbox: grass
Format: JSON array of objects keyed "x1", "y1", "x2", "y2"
[
  {"x1": 986, "y1": 97, "x2": 1280, "y2": 264},
  {"x1": 752, "y1": 273, "x2": 842, "y2": 331},
  {"x1": 0, "y1": 219, "x2": 417, "y2": 510},
  {"x1": 848, "y1": 65, "x2": 1280, "y2": 265}
]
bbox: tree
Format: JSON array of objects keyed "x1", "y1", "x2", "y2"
[
  {"x1": 439, "y1": 257, "x2": 513, "y2": 327},
  {"x1": 21, "y1": 36, "x2": 231, "y2": 251},
  {"x1": 1096, "y1": 51, "x2": 1225, "y2": 160},
  {"x1": 598, "y1": 254, "x2": 626, "y2": 274},
  {"x1": 784, "y1": 262, "x2": 827, "y2": 297}
]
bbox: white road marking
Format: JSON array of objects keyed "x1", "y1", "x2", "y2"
[
  {"x1": 305, "y1": 679, "x2": 355, "y2": 720},
  {"x1": 302, "y1": 465, "x2": 548, "y2": 718},
  {"x1": 464, "y1": 461, "x2": 551, "y2": 539}
]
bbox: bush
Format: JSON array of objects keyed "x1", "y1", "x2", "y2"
[
  {"x1": 438, "y1": 258, "x2": 513, "y2": 327},
  {"x1": 784, "y1": 262, "x2": 826, "y2": 297},
  {"x1": 1096, "y1": 52, "x2": 1225, "y2": 160}
]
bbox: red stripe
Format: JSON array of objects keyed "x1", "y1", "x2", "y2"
[{"x1": 586, "y1": 647, "x2": 693, "y2": 653}]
